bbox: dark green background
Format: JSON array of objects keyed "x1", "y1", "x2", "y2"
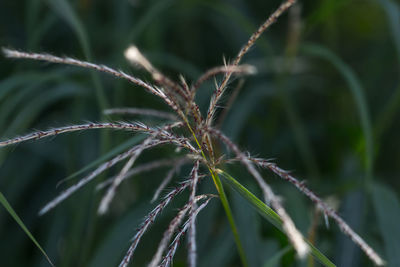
[{"x1": 1, "y1": 0, "x2": 399, "y2": 266}]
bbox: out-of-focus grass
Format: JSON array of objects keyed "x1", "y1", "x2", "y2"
[{"x1": 0, "y1": 0, "x2": 399, "y2": 266}]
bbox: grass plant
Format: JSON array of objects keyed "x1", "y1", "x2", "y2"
[{"x1": 0, "y1": 0, "x2": 388, "y2": 266}]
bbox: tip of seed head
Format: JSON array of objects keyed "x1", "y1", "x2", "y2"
[
  {"x1": 2, "y1": 47, "x2": 14, "y2": 57},
  {"x1": 124, "y1": 46, "x2": 141, "y2": 62},
  {"x1": 124, "y1": 45, "x2": 154, "y2": 72}
]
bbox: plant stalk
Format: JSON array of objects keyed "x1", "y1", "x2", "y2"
[{"x1": 184, "y1": 118, "x2": 248, "y2": 267}]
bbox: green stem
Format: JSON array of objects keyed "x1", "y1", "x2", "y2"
[
  {"x1": 184, "y1": 119, "x2": 248, "y2": 267},
  {"x1": 210, "y1": 170, "x2": 248, "y2": 267}
]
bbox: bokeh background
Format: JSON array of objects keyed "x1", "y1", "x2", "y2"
[{"x1": 1, "y1": 0, "x2": 399, "y2": 266}]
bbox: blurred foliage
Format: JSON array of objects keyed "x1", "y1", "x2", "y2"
[{"x1": 1, "y1": 0, "x2": 400, "y2": 266}]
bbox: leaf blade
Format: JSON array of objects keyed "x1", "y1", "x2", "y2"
[
  {"x1": 218, "y1": 169, "x2": 336, "y2": 267},
  {"x1": 0, "y1": 192, "x2": 54, "y2": 267}
]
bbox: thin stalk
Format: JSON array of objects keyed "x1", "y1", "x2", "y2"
[
  {"x1": 183, "y1": 118, "x2": 248, "y2": 267},
  {"x1": 209, "y1": 170, "x2": 248, "y2": 267}
]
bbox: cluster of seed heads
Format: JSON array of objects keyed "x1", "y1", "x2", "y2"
[{"x1": 0, "y1": 0, "x2": 384, "y2": 266}]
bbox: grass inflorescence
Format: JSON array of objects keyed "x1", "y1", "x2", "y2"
[{"x1": 0, "y1": 0, "x2": 385, "y2": 266}]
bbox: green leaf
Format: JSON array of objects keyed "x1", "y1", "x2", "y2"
[
  {"x1": 372, "y1": 183, "x2": 400, "y2": 267},
  {"x1": 0, "y1": 191, "x2": 54, "y2": 266},
  {"x1": 218, "y1": 170, "x2": 336, "y2": 267},
  {"x1": 301, "y1": 43, "x2": 374, "y2": 184}
]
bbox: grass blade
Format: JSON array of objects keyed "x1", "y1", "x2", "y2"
[
  {"x1": 301, "y1": 43, "x2": 374, "y2": 185},
  {"x1": 218, "y1": 169, "x2": 336, "y2": 267},
  {"x1": 0, "y1": 192, "x2": 54, "y2": 266}
]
